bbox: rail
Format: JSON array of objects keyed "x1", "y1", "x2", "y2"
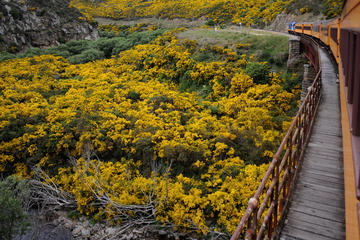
[{"x1": 231, "y1": 60, "x2": 322, "y2": 239}]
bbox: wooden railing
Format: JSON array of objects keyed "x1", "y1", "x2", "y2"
[{"x1": 231, "y1": 69, "x2": 322, "y2": 240}]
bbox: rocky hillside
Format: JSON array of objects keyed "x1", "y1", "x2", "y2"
[
  {"x1": 0, "y1": 0, "x2": 99, "y2": 53},
  {"x1": 266, "y1": 12, "x2": 326, "y2": 33}
]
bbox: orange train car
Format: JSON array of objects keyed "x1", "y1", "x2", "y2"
[
  {"x1": 288, "y1": 19, "x2": 336, "y2": 53},
  {"x1": 289, "y1": 0, "x2": 360, "y2": 237}
]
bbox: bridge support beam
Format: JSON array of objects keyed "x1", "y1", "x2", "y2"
[
  {"x1": 287, "y1": 38, "x2": 304, "y2": 70},
  {"x1": 288, "y1": 39, "x2": 301, "y2": 60},
  {"x1": 301, "y1": 64, "x2": 316, "y2": 103},
  {"x1": 287, "y1": 38, "x2": 308, "y2": 100}
]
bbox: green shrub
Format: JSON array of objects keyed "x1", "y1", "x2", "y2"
[
  {"x1": 18, "y1": 48, "x2": 46, "y2": 59},
  {"x1": 245, "y1": 62, "x2": 271, "y2": 84},
  {"x1": 126, "y1": 90, "x2": 141, "y2": 101},
  {"x1": 68, "y1": 48, "x2": 105, "y2": 64},
  {"x1": 111, "y1": 38, "x2": 133, "y2": 55},
  {"x1": 0, "y1": 176, "x2": 30, "y2": 240},
  {"x1": 44, "y1": 48, "x2": 72, "y2": 58},
  {"x1": 24, "y1": 48, "x2": 44, "y2": 56},
  {"x1": 282, "y1": 71, "x2": 302, "y2": 92},
  {"x1": 95, "y1": 38, "x2": 122, "y2": 58},
  {"x1": 65, "y1": 40, "x2": 93, "y2": 55},
  {"x1": 205, "y1": 19, "x2": 216, "y2": 26},
  {"x1": 0, "y1": 52, "x2": 16, "y2": 62},
  {"x1": 130, "y1": 30, "x2": 165, "y2": 44},
  {"x1": 99, "y1": 31, "x2": 117, "y2": 38},
  {"x1": 192, "y1": 51, "x2": 220, "y2": 62}
]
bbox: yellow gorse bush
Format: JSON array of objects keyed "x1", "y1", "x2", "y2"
[
  {"x1": 0, "y1": 32, "x2": 296, "y2": 235},
  {"x1": 323, "y1": 0, "x2": 344, "y2": 17},
  {"x1": 53, "y1": 157, "x2": 269, "y2": 234},
  {"x1": 70, "y1": 0, "x2": 291, "y2": 26}
]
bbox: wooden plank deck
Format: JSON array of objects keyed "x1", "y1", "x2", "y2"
[{"x1": 279, "y1": 47, "x2": 346, "y2": 240}]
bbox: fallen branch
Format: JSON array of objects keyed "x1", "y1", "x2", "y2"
[{"x1": 29, "y1": 167, "x2": 76, "y2": 210}]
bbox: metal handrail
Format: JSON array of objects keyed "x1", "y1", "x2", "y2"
[{"x1": 231, "y1": 68, "x2": 322, "y2": 239}]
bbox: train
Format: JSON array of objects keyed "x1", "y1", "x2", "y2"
[
  {"x1": 287, "y1": 1, "x2": 359, "y2": 135},
  {"x1": 288, "y1": 19, "x2": 341, "y2": 64},
  {"x1": 287, "y1": 0, "x2": 360, "y2": 141},
  {"x1": 288, "y1": 0, "x2": 360, "y2": 238}
]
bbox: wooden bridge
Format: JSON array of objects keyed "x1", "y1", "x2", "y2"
[
  {"x1": 231, "y1": 0, "x2": 360, "y2": 238},
  {"x1": 230, "y1": 38, "x2": 347, "y2": 240},
  {"x1": 280, "y1": 47, "x2": 345, "y2": 240}
]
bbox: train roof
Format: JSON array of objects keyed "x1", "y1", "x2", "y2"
[{"x1": 295, "y1": 18, "x2": 337, "y2": 25}]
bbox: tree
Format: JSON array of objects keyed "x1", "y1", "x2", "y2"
[
  {"x1": 245, "y1": 62, "x2": 271, "y2": 84},
  {"x1": 0, "y1": 176, "x2": 30, "y2": 240}
]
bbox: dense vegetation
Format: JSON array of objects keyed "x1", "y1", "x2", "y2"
[
  {"x1": 0, "y1": 24, "x2": 164, "y2": 63},
  {"x1": 0, "y1": 24, "x2": 301, "y2": 236},
  {"x1": 70, "y1": 0, "x2": 344, "y2": 26},
  {"x1": 286, "y1": 0, "x2": 344, "y2": 18},
  {"x1": 323, "y1": 0, "x2": 344, "y2": 18},
  {"x1": 0, "y1": 176, "x2": 29, "y2": 240},
  {"x1": 70, "y1": 0, "x2": 289, "y2": 26}
]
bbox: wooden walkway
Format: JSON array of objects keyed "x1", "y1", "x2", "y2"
[{"x1": 280, "y1": 47, "x2": 346, "y2": 240}]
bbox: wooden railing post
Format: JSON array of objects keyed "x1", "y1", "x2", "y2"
[
  {"x1": 274, "y1": 164, "x2": 280, "y2": 234},
  {"x1": 246, "y1": 198, "x2": 258, "y2": 240}
]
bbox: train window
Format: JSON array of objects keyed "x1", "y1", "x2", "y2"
[
  {"x1": 346, "y1": 31, "x2": 352, "y2": 88},
  {"x1": 348, "y1": 33, "x2": 356, "y2": 104},
  {"x1": 341, "y1": 29, "x2": 349, "y2": 85},
  {"x1": 352, "y1": 33, "x2": 360, "y2": 136},
  {"x1": 331, "y1": 28, "x2": 338, "y2": 44},
  {"x1": 322, "y1": 26, "x2": 329, "y2": 36}
]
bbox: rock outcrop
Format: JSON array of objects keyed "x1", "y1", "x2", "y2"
[
  {"x1": 0, "y1": 0, "x2": 99, "y2": 52},
  {"x1": 16, "y1": 210, "x2": 194, "y2": 240}
]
